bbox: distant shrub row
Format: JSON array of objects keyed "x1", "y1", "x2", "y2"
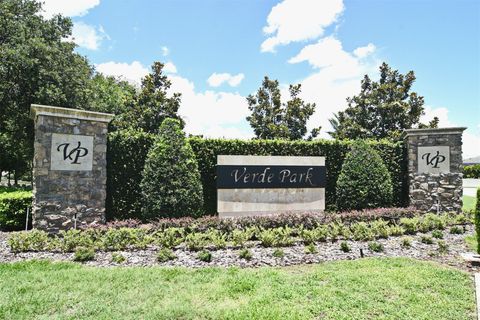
[
  {"x1": 464, "y1": 164, "x2": 480, "y2": 179},
  {"x1": 106, "y1": 129, "x2": 407, "y2": 220},
  {"x1": 0, "y1": 187, "x2": 32, "y2": 231}
]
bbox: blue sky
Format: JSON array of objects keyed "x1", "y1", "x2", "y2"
[{"x1": 42, "y1": 0, "x2": 480, "y2": 157}]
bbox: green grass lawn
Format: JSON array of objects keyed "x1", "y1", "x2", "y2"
[
  {"x1": 0, "y1": 258, "x2": 474, "y2": 320},
  {"x1": 465, "y1": 233, "x2": 476, "y2": 252},
  {"x1": 463, "y1": 195, "x2": 476, "y2": 211}
]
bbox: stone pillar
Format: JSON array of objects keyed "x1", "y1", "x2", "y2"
[
  {"x1": 404, "y1": 127, "x2": 466, "y2": 213},
  {"x1": 30, "y1": 104, "x2": 114, "y2": 232}
]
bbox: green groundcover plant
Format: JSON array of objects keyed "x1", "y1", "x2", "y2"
[{"x1": 7, "y1": 211, "x2": 471, "y2": 253}]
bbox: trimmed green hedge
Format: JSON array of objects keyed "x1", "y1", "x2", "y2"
[
  {"x1": 0, "y1": 188, "x2": 32, "y2": 231},
  {"x1": 189, "y1": 138, "x2": 407, "y2": 214},
  {"x1": 106, "y1": 131, "x2": 407, "y2": 219},
  {"x1": 106, "y1": 129, "x2": 155, "y2": 220},
  {"x1": 464, "y1": 164, "x2": 480, "y2": 179}
]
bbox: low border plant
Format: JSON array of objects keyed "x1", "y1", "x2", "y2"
[
  {"x1": 368, "y1": 241, "x2": 384, "y2": 253},
  {"x1": 157, "y1": 248, "x2": 177, "y2": 263},
  {"x1": 400, "y1": 237, "x2": 412, "y2": 248},
  {"x1": 6, "y1": 210, "x2": 471, "y2": 254},
  {"x1": 420, "y1": 236, "x2": 434, "y2": 245},
  {"x1": 272, "y1": 248, "x2": 285, "y2": 258},
  {"x1": 111, "y1": 252, "x2": 126, "y2": 264},
  {"x1": 304, "y1": 243, "x2": 317, "y2": 254},
  {"x1": 340, "y1": 241, "x2": 351, "y2": 253},
  {"x1": 238, "y1": 248, "x2": 253, "y2": 260},
  {"x1": 197, "y1": 250, "x2": 212, "y2": 262},
  {"x1": 73, "y1": 247, "x2": 95, "y2": 262}
]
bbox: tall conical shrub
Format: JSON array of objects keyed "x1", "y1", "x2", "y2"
[
  {"x1": 336, "y1": 140, "x2": 393, "y2": 211},
  {"x1": 141, "y1": 118, "x2": 203, "y2": 219}
]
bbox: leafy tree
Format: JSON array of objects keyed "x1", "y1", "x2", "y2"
[
  {"x1": 140, "y1": 118, "x2": 203, "y2": 219},
  {"x1": 0, "y1": 0, "x2": 149, "y2": 183},
  {"x1": 329, "y1": 62, "x2": 438, "y2": 141},
  {"x1": 246, "y1": 76, "x2": 320, "y2": 140},
  {"x1": 87, "y1": 74, "x2": 137, "y2": 115},
  {"x1": 336, "y1": 140, "x2": 393, "y2": 211},
  {"x1": 113, "y1": 62, "x2": 183, "y2": 134},
  {"x1": 0, "y1": 0, "x2": 94, "y2": 182}
]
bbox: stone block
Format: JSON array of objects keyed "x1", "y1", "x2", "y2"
[
  {"x1": 404, "y1": 127, "x2": 465, "y2": 213},
  {"x1": 30, "y1": 104, "x2": 114, "y2": 232}
]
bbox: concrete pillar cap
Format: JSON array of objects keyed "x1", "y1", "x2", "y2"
[{"x1": 30, "y1": 104, "x2": 114, "y2": 123}]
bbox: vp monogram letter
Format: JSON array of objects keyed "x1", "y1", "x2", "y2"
[
  {"x1": 421, "y1": 151, "x2": 446, "y2": 169},
  {"x1": 57, "y1": 141, "x2": 89, "y2": 164}
]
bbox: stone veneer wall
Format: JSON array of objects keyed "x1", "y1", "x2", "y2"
[
  {"x1": 31, "y1": 104, "x2": 113, "y2": 232},
  {"x1": 405, "y1": 127, "x2": 466, "y2": 213}
]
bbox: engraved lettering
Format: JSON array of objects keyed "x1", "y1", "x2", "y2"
[
  {"x1": 279, "y1": 169, "x2": 290, "y2": 182},
  {"x1": 421, "y1": 151, "x2": 446, "y2": 169},
  {"x1": 232, "y1": 167, "x2": 247, "y2": 182},
  {"x1": 57, "y1": 141, "x2": 88, "y2": 165},
  {"x1": 305, "y1": 168, "x2": 315, "y2": 186}
]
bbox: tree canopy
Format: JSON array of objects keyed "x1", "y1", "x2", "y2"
[
  {"x1": 246, "y1": 76, "x2": 320, "y2": 140},
  {"x1": 0, "y1": 0, "x2": 183, "y2": 182},
  {"x1": 329, "y1": 62, "x2": 438, "y2": 141},
  {"x1": 0, "y1": 0, "x2": 95, "y2": 181},
  {"x1": 112, "y1": 62, "x2": 183, "y2": 134}
]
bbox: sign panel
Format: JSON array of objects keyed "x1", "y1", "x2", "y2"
[
  {"x1": 217, "y1": 165, "x2": 326, "y2": 189},
  {"x1": 217, "y1": 155, "x2": 325, "y2": 217},
  {"x1": 417, "y1": 146, "x2": 450, "y2": 174},
  {"x1": 50, "y1": 133, "x2": 94, "y2": 171}
]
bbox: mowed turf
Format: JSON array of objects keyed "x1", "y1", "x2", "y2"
[
  {"x1": 463, "y1": 195, "x2": 476, "y2": 212},
  {"x1": 0, "y1": 257, "x2": 474, "y2": 320}
]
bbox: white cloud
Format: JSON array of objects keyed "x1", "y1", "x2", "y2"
[
  {"x1": 162, "y1": 46, "x2": 170, "y2": 56},
  {"x1": 163, "y1": 62, "x2": 177, "y2": 74},
  {"x1": 261, "y1": 0, "x2": 344, "y2": 52},
  {"x1": 207, "y1": 73, "x2": 245, "y2": 87},
  {"x1": 170, "y1": 75, "x2": 252, "y2": 138},
  {"x1": 95, "y1": 61, "x2": 149, "y2": 85},
  {"x1": 42, "y1": 1, "x2": 106, "y2": 50},
  {"x1": 42, "y1": 0, "x2": 100, "y2": 18},
  {"x1": 286, "y1": 36, "x2": 379, "y2": 138},
  {"x1": 71, "y1": 22, "x2": 108, "y2": 50},
  {"x1": 422, "y1": 106, "x2": 480, "y2": 159},
  {"x1": 291, "y1": 37, "x2": 479, "y2": 157},
  {"x1": 289, "y1": 36, "x2": 375, "y2": 78},
  {"x1": 421, "y1": 106, "x2": 455, "y2": 127},
  {"x1": 353, "y1": 43, "x2": 376, "y2": 58},
  {"x1": 94, "y1": 60, "x2": 252, "y2": 138}
]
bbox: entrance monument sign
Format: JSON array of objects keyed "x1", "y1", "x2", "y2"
[
  {"x1": 30, "y1": 104, "x2": 114, "y2": 232},
  {"x1": 217, "y1": 155, "x2": 326, "y2": 217},
  {"x1": 405, "y1": 127, "x2": 466, "y2": 212}
]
